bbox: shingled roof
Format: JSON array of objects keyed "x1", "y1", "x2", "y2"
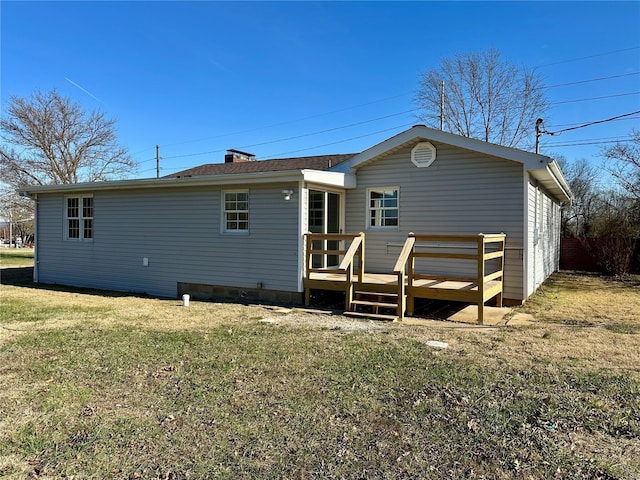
[{"x1": 167, "y1": 153, "x2": 357, "y2": 178}]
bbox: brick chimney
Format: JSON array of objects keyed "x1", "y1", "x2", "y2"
[{"x1": 225, "y1": 149, "x2": 256, "y2": 163}]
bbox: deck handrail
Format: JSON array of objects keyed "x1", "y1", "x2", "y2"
[
  {"x1": 393, "y1": 234, "x2": 416, "y2": 274},
  {"x1": 305, "y1": 232, "x2": 365, "y2": 280},
  {"x1": 304, "y1": 232, "x2": 365, "y2": 311},
  {"x1": 338, "y1": 233, "x2": 364, "y2": 273},
  {"x1": 391, "y1": 233, "x2": 416, "y2": 321}
]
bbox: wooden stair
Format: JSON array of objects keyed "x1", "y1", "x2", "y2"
[{"x1": 344, "y1": 291, "x2": 401, "y2": 322}]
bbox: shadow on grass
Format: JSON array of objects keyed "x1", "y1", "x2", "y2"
[{"x1": 0, "y1": 266, "x2": 158, "y2": 300}]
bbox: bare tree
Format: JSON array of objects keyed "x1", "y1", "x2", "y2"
[
  {"x1": 0, "y1": 90, "x2": 136, "y2": 188},
  {"x1": 558, "y1": 158, "x2": 603, "y2": 237},
  {"x1": 415, "y1": 48, "x2": 548, "y2": 149},
  {"x1": 0, "y1": 185, "x2": 34, "y2": 245},
  {"x1": 602, "y1": 129, "x2": 640, "y2": 201}
]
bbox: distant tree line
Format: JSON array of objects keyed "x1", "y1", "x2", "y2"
[{"x1": 560, "y1": 130, "x2": 640, "y2": 275}]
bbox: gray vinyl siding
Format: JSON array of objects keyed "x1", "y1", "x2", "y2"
[
  {"x1": 527, "y1": 179, "x2": 562, "y2": 296},
  {"x1": 344, "y1": 142, "x2": 526, "y2": 301},
  {"x1": 35, "y1": 183, "x2": 300, "y2": 298}
]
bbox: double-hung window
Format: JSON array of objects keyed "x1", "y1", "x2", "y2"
[
  {"x1": 65, "y1": 195, "x2": 93, "y2": 241},
  {"x1": 223, "y1": 190, "x2": 249, "y2": 233},
  {"x1": 368, "y1": 188, "x2": 398, "y2": 229}
]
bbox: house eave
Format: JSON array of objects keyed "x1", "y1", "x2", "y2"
[
  {"x1": 19, "y1": 169, "x2": 354, "y2": 197},
  {"x1": 528, "y1": 161, "x2": 573, "y2": 203},
  {"x1": 301, "y1": 169, "x2": 356, "y2": 188}
]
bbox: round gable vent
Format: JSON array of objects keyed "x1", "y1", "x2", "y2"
[{"x1": 411, "y1": 141, "x2": 436, "y2": 168}]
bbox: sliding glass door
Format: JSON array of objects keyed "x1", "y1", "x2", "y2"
[{"x1": 308, "y1": 190, "x2": 341, "y2": 268}]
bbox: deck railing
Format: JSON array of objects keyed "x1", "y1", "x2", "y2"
[
  {"x1": 304, "y1": 232, "x2": 365, "y2": 308},
  {"x1": 392, "y1": 235, "x2": 415, "y2": 320},
  {"x1": 403, "y1": 233, "x2": 506, "y2": 324}
]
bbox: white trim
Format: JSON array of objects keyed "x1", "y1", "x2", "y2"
[
  {"x1": 522, "y1": 173, "x2": 530, "y2": 301},
  {"x1": 365, "y1": 186, "x2": 400, "y2": 231},
  {"x1": 347, "y1": 125, "x2": 550, "y2": 170},
  {"x1": 221, "y1": 189, "x2": 250, "y2": 234},
  {"x1": 20, "y1": 169, "x2": 356, "y2": 196},
  {"x1": 301, "y1": 169, "x2": 356, "y2": 188},
  {"x1": 411, "y1": 141, "x2": 437, "y2": 168},
  {"x1": 63, "y1": 194, "x2": 94, "y2": 242},
  {"x1": 33, "y1": 194, "x2": 39, "y2": 283},
  {"x1": 296, "y1": 180, "x2": 305, "y2": 293}
]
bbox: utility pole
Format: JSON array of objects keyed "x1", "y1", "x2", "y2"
[
  {"x1": 9, "y1": 208, "x2": 13, "y2": 248},
  {"x1": 156, "y1": 145, "x2": 160, "y2": 179},
  {"x1": 440, "y1": 80, "x2": 445, "y2": 131},
  {"x1": 535, "y1": 119, "x2": 542, "y2": 154},
  {"x1": 535, "y1": 118, "x2": 553, "y2": 154}
]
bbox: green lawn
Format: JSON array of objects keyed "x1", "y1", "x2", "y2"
[
  {"x1": 0, "y1": 272, "x2": 639, "y2": 479},
  {"x1": 0, "y1": 248, "x2": 34, "y2": 267}
]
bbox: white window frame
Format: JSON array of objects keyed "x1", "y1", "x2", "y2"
[
  {"x1": 222, "y1": 190, "x2": 249, "y2": 234},
  {"x1": 64, "y1": 194, "x2": 94, "y2": 242},
  {"x1": 366, "y1": 187, "x2": 399, "y2": 230}
]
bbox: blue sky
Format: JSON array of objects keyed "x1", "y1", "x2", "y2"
[{"x1": 2, "y1": 1, "x2": 639, "y2": 179}]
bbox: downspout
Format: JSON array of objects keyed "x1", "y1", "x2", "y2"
[
  {"x1": 296, "y1": 180, "x2": 306, "y2": 294},
  {"x1": 533, "y1": 181, "x2": 539, "y2": 289},
  {"x1": 33, "y1": 194, "x2": 39, "y2": 283}
]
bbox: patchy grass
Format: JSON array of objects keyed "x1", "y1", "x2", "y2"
[
  {"x1": 0, "y1": 249, "x2": 34, "y2": 268},
  {"x1": 0, "y1": 272, "x2": 639, "y2": 479},
  {"x1": 518, "y1": 271, "x2": 640, "y2": 333}
]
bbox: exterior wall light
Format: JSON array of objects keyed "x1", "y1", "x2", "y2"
[{"x1": 282, "y1": 189, "x2": 294, "y2": 201}]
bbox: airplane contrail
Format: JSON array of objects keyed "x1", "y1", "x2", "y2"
[{"x1": 65, "y1": 77, "x2": 104, "y2": 104}]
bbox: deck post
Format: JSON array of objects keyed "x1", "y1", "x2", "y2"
[
  {"x1": 304, "y1": 232, "x2": 312, "y2": 305},
  {"x1": 345, "y1": 261, "x2": 354, "y2": 311},
  {"x1": 496, "y1": 233, "x2": 505, "y2": 307},
  {"x1": 357, "y1": 232, "x2": 365, "y2": 283},
  {"x1": 397, "y1": 271, "x2": 405, "y2": 320},
  {"x1": 477, "y1": 234, "x2": 485, "y2": 324}
]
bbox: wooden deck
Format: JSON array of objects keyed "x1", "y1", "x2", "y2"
[{"x1": 303, "y1": 232, "x2": 506, "y2": 324}]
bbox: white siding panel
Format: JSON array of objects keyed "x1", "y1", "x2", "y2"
[
  {"x1": 527, "y1": 178, "x2": 562, "y2": 296},
  {"x1": 35, "y1": 183, "x2": 301, "y2": 298},
  {"x1": 345, "y1": 143, "x2": 526, "y2": 301}
]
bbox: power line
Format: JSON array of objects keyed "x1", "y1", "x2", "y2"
[
  {"x1": 544, "y1": 135, "x2": 633, "y2": 145},
  {"x1": 545, "y1": 72, "x2": 640, "y2": 89},
  {"x1": 159, "y1": 92, "x2": 413, "y2": 149},
  {"x1": 546, "y1": 116, "x2": 640, "y2": 129},
  {"x1": 133, "y1": 49, "x2": 640, "y2": 166},
  {"x1": 132, "y1": 48, "x2": 639, "y2": 157},
  {"x1": 161, "y1": 108, "x2": 419, "y2": 161},
  {"x1": 547, "y1": 110, "x2": 640, "y2": 135},
  {"x1": 549, "y1": 91, "x2": 640, "y2": 106},
  {"x1": 259, "y1": 122, "x2": 415, "y2": 160},
  {"x1": 535, "y1": 46, "x2": 640, "y2": 68},
  {"x1": 543, "y1": 138, "x2": 634, "y2": 148},
  {"x1": 159, "y1": 122, "x2": 415, "y2": 173}
]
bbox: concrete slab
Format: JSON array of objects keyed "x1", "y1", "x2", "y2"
[{"x1": 403, "y1": 305, "x2": 513, "y2": 328}]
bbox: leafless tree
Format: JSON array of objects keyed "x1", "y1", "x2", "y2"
[
  {"x1": 602, "y1": 129, "x2": 640, "y2": 201},
  {"x1": 415, "y1": 48, "x2": 548, "y2": 149},
  {"x1": 0, "y1": 185, "x2": 34, "y2": 243},
  {"x1": 0, "y1": 89, "x2": 136, "y2": 189},
  {"x1": 558, "y1": 158, "x2": 603, "y2": 237}
]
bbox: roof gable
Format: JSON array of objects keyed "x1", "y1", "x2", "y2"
[
  {"x1": 334, "y1": 125, "x2": 572, "y2": 202},
  {"x1": 341, "y1": 125, "x2": 551, "y2": 171}
]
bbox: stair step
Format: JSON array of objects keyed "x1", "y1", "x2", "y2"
[
  {"x1": 354, "y1": 291, "x2": 399, "y2": 298},
  {"x1": 351, "y1": 299, "x2": 398, "y2": 309},
  {"x1": 344, "y1": 311, "x2": 398, "y2": 322}
]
